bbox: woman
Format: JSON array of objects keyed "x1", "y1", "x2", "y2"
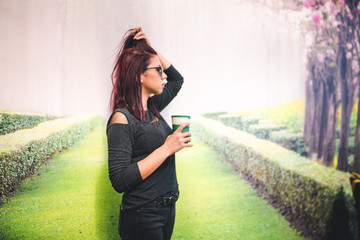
[{"x1": 106, "y1": 26, "x2": 192, "y2": 240}]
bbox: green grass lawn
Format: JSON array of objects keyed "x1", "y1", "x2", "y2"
[{"x1": 0, "y1": 123, "x2": 305, "y2": 239}]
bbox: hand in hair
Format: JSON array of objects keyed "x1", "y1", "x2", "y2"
[
  {"x1": 131, "y1": 26, "x2": 152, "y2": 47},
  {"x1": 130, "y1": 26, "x2": 171, "y2": 69}
]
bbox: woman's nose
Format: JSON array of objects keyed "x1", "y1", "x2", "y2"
[{"x1": 161, "y1": 72, "x2": 167, "y2": 79}]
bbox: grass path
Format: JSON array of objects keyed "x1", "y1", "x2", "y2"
[{"x1": 0, "y1": 123, "x2": 305, "y2": 239}]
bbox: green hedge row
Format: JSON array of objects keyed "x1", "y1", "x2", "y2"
[
  {"x1": 248, "y1": 121, "x2": 287, "y2": 140},
  {"x1": 217, "y1": 114, "x2": 260, "y2": 131},
  {"x1": 0, "y1": 114, "x2": 104, "y2": 204},
  {"x1": 205, "y1": 113, "x2": 308, "y2": 156},
  {"x1": 269, "y1": 130, "x2": 308, "y2": 156},
  {"x1": 202, "y1": 111, "x2": 228, "y2": 120},
  {"x1": 193, "y1": 116, "x2": 357, "y2": 239},
  {"x1": 0, "y1": 111, "x2": 58, "y2": 135}
]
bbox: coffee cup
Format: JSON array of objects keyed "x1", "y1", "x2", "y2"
[{"x1": 171, "y1": 115, "x2": 191, "y2": 133}]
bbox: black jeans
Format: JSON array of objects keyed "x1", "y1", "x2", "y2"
[{"x1": 119, "y1": 202, "x2": 176, "y2": 240}]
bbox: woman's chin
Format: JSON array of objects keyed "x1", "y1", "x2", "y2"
[{"x1": 155, "y1": 89, "x2": 163, "y2": 95}]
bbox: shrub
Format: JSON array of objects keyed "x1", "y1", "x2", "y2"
[
  {"x1": 248, "y1": 121, "x2": 287, "y2": 140},
  {"x1": 0, "y1": 114, "x2": 104, "y2": 204},
  {"x1": 269, "y1": 130, "x2": 308, "y2": 156},
  {"x1": 218, "y1": 114, "x2": 243, "y2": 130},
  {"x1": 193, "y1": 116, "x2": 357, "y2": 239},
  {"x1": 206, "y1": 112, "x2": 306, "y2": 154},
  {"x1": 238, "y1": 116, "x2": 260, "y2": 131},
  {"x1": 202, "y1": 111, "x2": 227, "y2": 120},
  {"x1": 0, "y1": 111, "x2": 58, "y2": 135},
  {"x1": 216, "y1": 114, "x2": 261, "y2": 131},
  {"x1": 257, "y1": 100, "x2": 305, "y2": 133},
  {"x1": 204, "y1": 100, "x2": 305, "y2": 134}
]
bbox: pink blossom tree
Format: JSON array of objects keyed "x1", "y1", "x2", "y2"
[{"x1": 302, "y1": 0, "x2": 360, "y2": 171}]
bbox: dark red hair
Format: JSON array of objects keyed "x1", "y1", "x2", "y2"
[{"x1": 110, "y1": 29, "x2": 161, "y2": 122}]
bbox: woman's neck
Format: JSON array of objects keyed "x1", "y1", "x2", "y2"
[{"x1": 142, "y1": 91, "x2": 149, "y2": 111}]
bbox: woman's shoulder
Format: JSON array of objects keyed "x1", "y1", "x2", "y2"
[
  {"x1": 106, "y1": 107, "x2": 140, "y2": 128},
  {"x1": 110, "y1": 111, "x2": 128, "y2": 125}
]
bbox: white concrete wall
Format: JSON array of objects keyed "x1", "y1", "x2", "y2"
[{"x1": 0, "y1": 0, "x2": 305, "y2": 121}]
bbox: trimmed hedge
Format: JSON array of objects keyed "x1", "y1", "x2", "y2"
[
  {"x1": 206, "y1": 113, "x2": 307, "y2": 155},
  {"x1": 257, "y1": 100, "x2": 305, "y2": 133},
  {"x1": 218, "y1": 114, "x2": 243, "y2": 129},
  {"x1": 193, "y1": 116, "x2": 357, "y2": 239},
  {"x1": 0, "y1": 111, "x2": 58, "y2": 135},
  {"x1": 240, "y1": 116, "x2": 261, "y2": 131},
  {"x1": 202, "y1": 111, "x2": 228, "y2": 120},
  {"x1": 0, "y1": 114, "x2": 104, "y2": 204},
  {"x1": 269, "y1": 130, "x2": 308, "y2": 156},
  {"x1": 248, "y1": 121, "x2": 287, "y2": 140},
  {"x1": 217, "y1": 114, "x2": 261, "y2": 131}
]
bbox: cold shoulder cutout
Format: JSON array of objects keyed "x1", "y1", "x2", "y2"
[
  {"x1": 106, "y1": 108, "x2": 138, "y2": 131},
  {"x1": 110, "y1": 112, "x2": 129, "y2": 125}
]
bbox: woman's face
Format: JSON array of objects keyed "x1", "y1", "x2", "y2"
[{"x1": 141, "y1": 55, "x2": 167, "y2": 96}]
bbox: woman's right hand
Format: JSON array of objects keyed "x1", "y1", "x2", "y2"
[
  {"x1": 163, "y1": 122, "x2": 193, "y2": 155},
  {"x1": 131, "y1": 26, "x2": 152, "y2": 47}
]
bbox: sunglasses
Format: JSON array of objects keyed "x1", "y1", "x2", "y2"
[{"x1": 146, "y1": 65, "x2": 164, "y2": 76}]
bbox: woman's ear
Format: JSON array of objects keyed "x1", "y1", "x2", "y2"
[{"x1": 140, "y1": 74, "x2": 145, "y2": 84}]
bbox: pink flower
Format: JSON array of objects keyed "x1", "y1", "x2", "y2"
[
  {"x1": 312, "y1": 11, "x2": 323, "y2": 25},
  {"x1": 318, "y1": 53, "x2": 325, "y2": 63},
  {"x1": 303, "y1": 0, "x2": 316, "y2": 8},
  {"x1": 332, "y1": 20, "x2": 340, "y2": 27},
  {"x1": 346, "y1": 6, "x2": 354, "y2": 20},
  {"x1": 326, "y1": 49, "x2": 335, "y2": 57},
  {"x1": 346, "y1": 52, "x2": 352, "y2": 59},
  {"x1": 357, "y1": 2, "x2": 360, "y2": 15},
  {"x1": 328, "y1": 14, "x2": 336, "y2": 22},
  {"x1": 338, "y1": 0, "x2": 345, "y2": 6},
  {"x1": 329, "y1": 2, "x2": 339, "y2": 15},
  {"x1": 352, "y1": 61, "x2": 359, "y2": 73},
  {"x1": 353, "y1": 77, "x2": 358, "y2": 85}
]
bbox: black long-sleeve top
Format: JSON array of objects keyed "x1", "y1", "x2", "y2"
[{"x1": 106, "y1": 65, "x2": 184, "y2": 210}]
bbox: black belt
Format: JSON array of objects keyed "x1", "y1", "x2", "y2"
[
  {"x1": 120, "y1": 194, "x2": 179, "y2": 211},
  {"x1": 153, "y1": 195, "x2": 178, "y2": 206}
]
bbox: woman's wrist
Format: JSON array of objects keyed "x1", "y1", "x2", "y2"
[
  {"x1": 159, "y1": 144, "x2": 172, "y2": 157},
  {"x1": 156, "y1": 51, "x2": 171, "y2": 70}
]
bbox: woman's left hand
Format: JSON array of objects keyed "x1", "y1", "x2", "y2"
[
  {"x1": 131, "y1": 26, "x2": 171, "y2": 69},
  {"x1": 132, "y1": 26, "x2": 152, "y2": 47}
]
